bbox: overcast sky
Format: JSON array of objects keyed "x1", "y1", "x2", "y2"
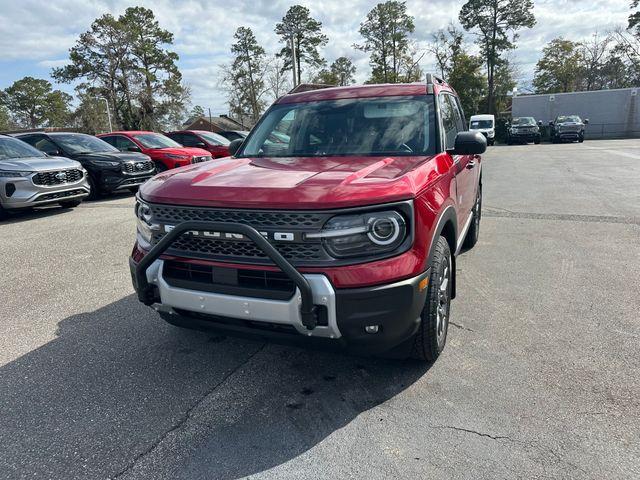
[{"x1": 0, "y1": 0, "x2": 632, "y2": 115}]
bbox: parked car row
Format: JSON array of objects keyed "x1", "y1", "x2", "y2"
[
  {"x1": 507, "y1": 115, "x2": 589, "y2": 145},
  {"x1": 468, "y1": 112, "x2": 589, "y2": 145},
  {"x1": 0, "y1": 128, "x2": 241, "y2": 220}
]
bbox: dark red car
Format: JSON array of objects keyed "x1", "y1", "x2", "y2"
[
  {"x1": 130, "y1": 77, "x2": 485, "y2": 363},
  {"x1": 98, "y1": 131, "x2": 212, "y2": 172},
  {"x1": 165, "y1": 130, "x2": 231, "y2": 158}
]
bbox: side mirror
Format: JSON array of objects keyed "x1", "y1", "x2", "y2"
[
  {"x1": 548, "y1": 121, "x2": 554, "y2": 126},
  {"x1": 537, "y1": 120, "x2": 543, "y2": 127},
  {"x1": 450, "y1": 132, "x2": 486, "y2": 155},
  {"x1": 228, "y1": 138, "x2": 243, "y2": 156},
  {"x1": 127, "y1": 145, "x2": 141, "y2": 152},
  {"x1": 583, "y1": 119, "x2": 589, "y2": 125},
  {"x1": 45, "y1": 149, "x2": 62, "y2": 156},
  {"x1": 195, "y1": 141, "x2": 207, "y2": 148}
]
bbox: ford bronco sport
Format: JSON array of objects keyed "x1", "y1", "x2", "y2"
[{"x1": 130, "y1": 76, "x2": 486, "y2": 362}]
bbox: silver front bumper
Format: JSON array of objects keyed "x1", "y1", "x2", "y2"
[
  {"x1": 145, "y1": 259, "x2": 342, "y2": 339},
  {"x1": 0, "y1": 174, "x2": 90, "y2": 209}
]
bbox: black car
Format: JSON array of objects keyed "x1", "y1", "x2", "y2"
[
  {"x1": 506, "y1": 117, "x2": 542, "y2": 145},
  {"x1": 15, "y1": 132, "x2": 156, "y2": 197}
]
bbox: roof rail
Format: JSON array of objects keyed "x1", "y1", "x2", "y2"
[
  {"x1": 425, "y1": 73, "x2": 446, "y2": 94},
  {"x1": 288, "y1": 83, "x2": 335, "y2": 94}
]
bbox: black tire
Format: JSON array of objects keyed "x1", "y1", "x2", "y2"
[
  {"x1": 506, "y1": 138, "x2": 512, "y2": 145},
  {"x1": 411, "y1": 236, "x2": 452, "y2": 362},
  {"x1": 128, "y1": 186, "x2": 139, "y2": 193},
  {"x1": 59, "y1": 199, "x2": 82, "y2": 209},
  {"x1": 488, "y1": 139, "x2": 494, "y2": 146},
  {"x1": 0, "y1": 204, "x2": 8, "y2": 221},
  {"x1": 463, "y1": 183, "x2": 482, "y2": 250},
  {"x1": 578, "y1": 134, "x2": 584, "y2": 143},
  {"x1": 87, "y1": 175, "x2": 101, "y2": 200},
  {"x1": 534, "y1": 136, "x2": 541, "y2": 144}
]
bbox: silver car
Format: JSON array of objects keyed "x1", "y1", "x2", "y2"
[{"x1": 0, "y1": 135, "x2": 90, "y2": 219}]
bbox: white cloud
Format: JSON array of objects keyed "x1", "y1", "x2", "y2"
[{"x1": 0, "y1": 0, "x2": 633, "y2": 113}]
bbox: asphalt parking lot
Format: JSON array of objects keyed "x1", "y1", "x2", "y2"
[{"x1": 1, "y1": 139, "x2": 639, "y2": 480}]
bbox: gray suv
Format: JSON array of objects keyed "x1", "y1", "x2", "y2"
[
  {"x1": 0, "y1": 135, "x2": 90, "y2": 219},
  {"x1": 550, "y1": 115, "x2": 589, "y2": 143}
]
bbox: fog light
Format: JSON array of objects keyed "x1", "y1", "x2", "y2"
[{"x1": 365, "y1": 325, "x2": 379, "y2": 334}]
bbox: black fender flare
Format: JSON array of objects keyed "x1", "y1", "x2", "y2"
[{"x1": 426, "y1": 205, "x2": 458, "y2": 299}]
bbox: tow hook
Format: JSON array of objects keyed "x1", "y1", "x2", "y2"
[{"x1": 301, "y1": 305, "x2": 319, "y2": 330}]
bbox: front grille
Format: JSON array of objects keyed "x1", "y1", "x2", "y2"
[
  {"x1": 191, "y1": 156, "x2": 210, "y2": 164},
  {"x1": 122, "y1": 160, "x2": 155, "y2": 174},
  {"x1": 148, "y1": 204, "x2": 332, "y2": 265},
  {"x1": 163, "y1": 260, "x2": 296, "y2": 300},
  {"x1": 33, "y1": 169, "x2": 83, "y2": 186},
  {"x1": 38, "y1": 189, "x2": 86, "y2": 201},
  {"x1": 121, "y1": 176, "x2": 151, "y2": 186},
  {"x1": 155, "y1": 234, "x2": 326, "y2": 261},
  {"x1": 150, "y1": 205, "x2": 326, "y2": 229}
]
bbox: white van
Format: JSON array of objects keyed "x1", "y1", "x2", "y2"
[{"x1": 469, "y1": 114, "x2": 495, "y2": 146}]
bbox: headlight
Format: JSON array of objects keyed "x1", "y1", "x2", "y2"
[
  {"x1": 135, "y1": 199, "x2": 155, "y2": 245},
  {"x1": 87, "y1": 159, "x2": 120, "y2": 167},
  {"x1": 510, "y1": 128, "x2": 517, "y2": 134},
  {"x1": 165, "y1": 154, "x2": 189, "y2": 160},
  {"x1": 0, "y1": 170, "x2": 31, "y2": 177},
  {"x1": 308, "y1": 210, "x2": 408, "y2": 258}
]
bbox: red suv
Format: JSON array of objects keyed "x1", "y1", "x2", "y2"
[
  {"x1": 165, "y1": 130, "x2": 231, "y2": 158},
  {"x1": 98, "y1": 131, "x2": 212, "y2": 172},
  {"x1": 129, "y1": 77, "x2": 485, "y2": 362}
]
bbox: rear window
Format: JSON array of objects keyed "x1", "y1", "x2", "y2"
[{"x1": 240, "y1": 96, "x2": 436, "y2": 157}]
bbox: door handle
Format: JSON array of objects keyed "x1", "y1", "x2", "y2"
[{"x1": 466, "y1": 161, "x2": 476, "y2": 169}]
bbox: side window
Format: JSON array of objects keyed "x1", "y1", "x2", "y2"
[
  {"x1": 18, "y1": 136, "x2": 39, "y2": 148},
  {"x1": 101, "y1": 136, "x2": 116, "y2": 147},
  {"x1": 439, "y1": 94, "x2": 457, "y2": 150},
  {"x1": 165, "y1": 133, "x2": 183, "y2": 145},
  {"x1": 448, "y1": 95, "x2": 466, "y2": 132},
  {"x1": 34, "y1": 137, "x2": 61, "y2": 155},
  {"x1": 109, "y1": 135, "x2": 136, "y2": 151},
  {"x1": 180, "y1": 133, "x2": 200, "y2": 147}
]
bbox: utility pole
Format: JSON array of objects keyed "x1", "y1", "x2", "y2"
[
  {"x1": 208, "y1": 108, "x2": 213, "y2": 132},
  {"x1": 290, "y1": 33, "x2": 298, "y2": 87},
  {"x1": 98, "y1": 97, "x2": 113, "y2": 132}
]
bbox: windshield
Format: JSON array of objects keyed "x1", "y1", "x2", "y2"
[
  {"x1": 470, "y1": 120, "x2": 493, "y2": 129},
  {"x1": 53, "y1": 134, "x2": 118, "y2": 154},
  {"x1": 0, "y1": 136, "x2": 46, "y2": 160},
  {"x1": 134, "y1": 133, "x2": 182, "y2": 149},
  {"x1": 557, "y1": 115, "x2": 581, "y2": 123},
  {"x1": 512, "y1": 117, "x2": 536, "y2": 126},
  {"x1": 197, "y1": 131, "x2": 230, "y2": 146},
  {"x1": 240, "y1": 96, "x2": 436, "y2": 158}
]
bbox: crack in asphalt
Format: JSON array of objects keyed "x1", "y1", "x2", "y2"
[
  {"x1": 449, "y1": 321, "x2": 474, "y2": 332},
  {"x1": 430, "y1": 425, "x2": 511, "y2": 441},
  {"x1": 483, "y1": 207, "x2": 639, "y2": 225},
  {"x1": 109, "y1": 343, "x2": 267, "y2": 479},
  {"x1": 429, "y1": 424, "x2": 589, "y2": 475}
]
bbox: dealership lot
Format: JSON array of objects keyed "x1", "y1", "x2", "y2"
[{"x1": 1, "y1": 140, "x2": 639, "y2": 479}]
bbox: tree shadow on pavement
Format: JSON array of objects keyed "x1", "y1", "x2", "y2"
[{"x1": 0, "y1": 295, "x2": 430, "y2": 480}]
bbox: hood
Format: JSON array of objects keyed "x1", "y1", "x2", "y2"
[
  {"x1": 0, "y1": 156, "x2": 82, "y2": 172},
  {"x1": 148, "y1": 147, "x2": 211, "y2": 157},
  {"x1": 140, "y1": 155, "x2": 436, "y2": 209},
  {"x1": 558, "y1": 121, "x2": 582, "y2": 126},
  {"x1": 74, "y1": 151, "x2": 151, "y2": 163}
]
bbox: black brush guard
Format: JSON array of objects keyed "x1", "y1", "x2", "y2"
[{"x1": 134, "y1": 221, "x2": 320, "y2": 330}]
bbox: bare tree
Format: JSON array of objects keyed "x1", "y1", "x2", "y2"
[{"x1": 578, "y1": 32, "x2": 613, "y2": 90}]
